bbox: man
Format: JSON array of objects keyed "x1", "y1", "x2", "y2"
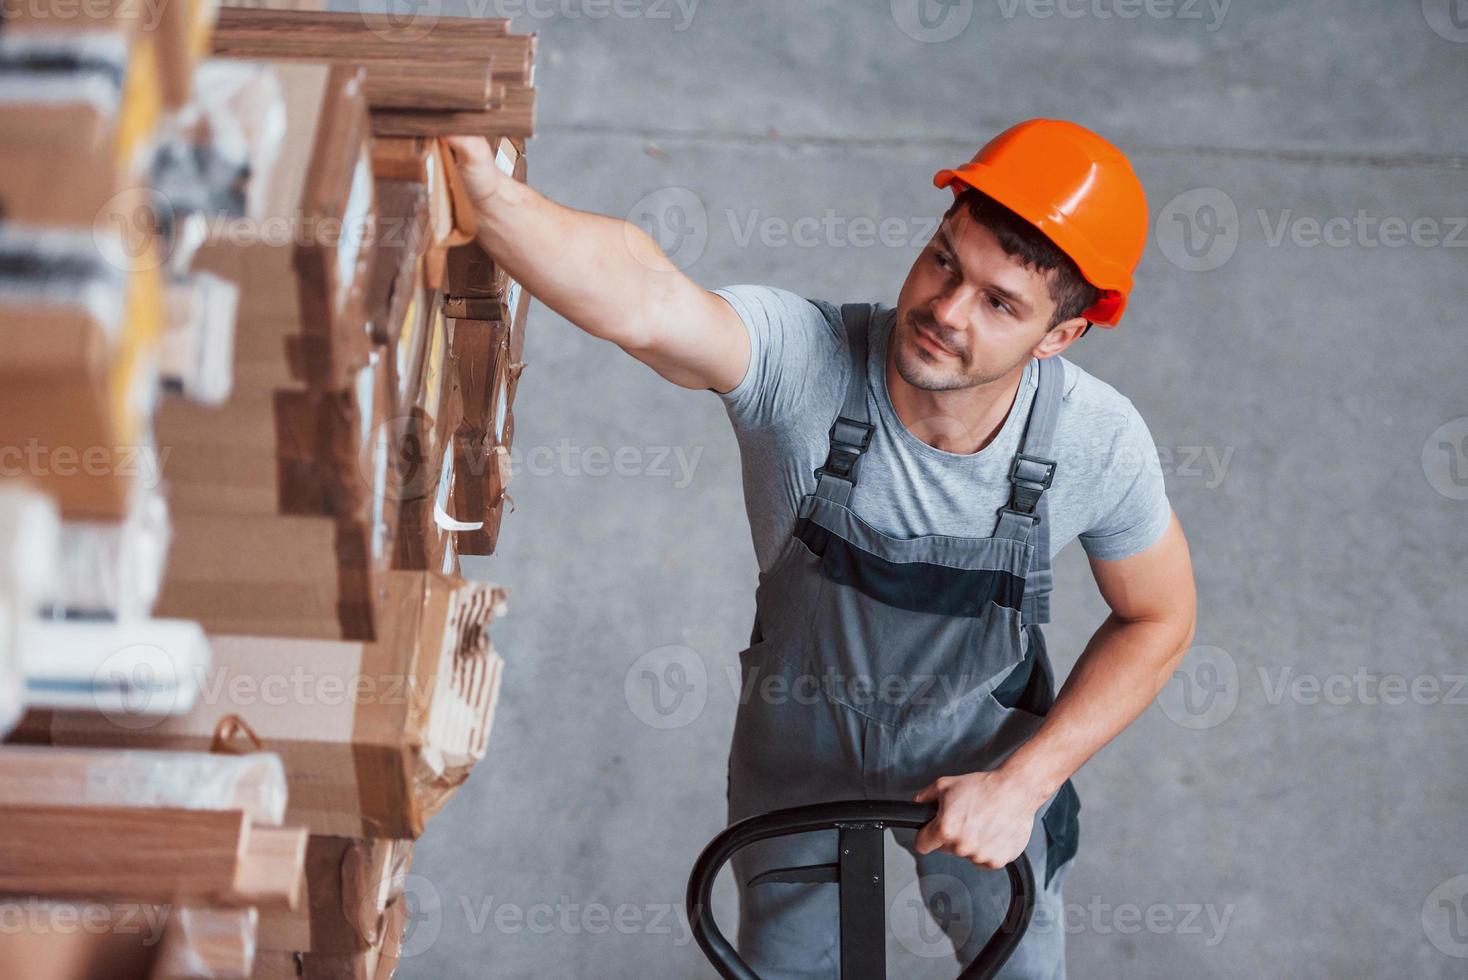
[{"x1": 449, "y1": 118, "x2": 1196, "y2": 978}]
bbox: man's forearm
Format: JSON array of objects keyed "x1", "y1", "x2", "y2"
[
  {"x1": 467, "y1": 177, "x2": 683, "y2": 348},
  {"x1": 997, "y1": 611, "x2": 1195, "y2": 803}
]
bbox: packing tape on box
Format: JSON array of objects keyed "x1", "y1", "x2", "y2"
[{"x1": 0, "y1": 745, "x2": 286, "y2": 824}]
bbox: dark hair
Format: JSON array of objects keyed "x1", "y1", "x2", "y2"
[{"x1": 944, "y1": 187, "x2": 1101, "y2": 331}]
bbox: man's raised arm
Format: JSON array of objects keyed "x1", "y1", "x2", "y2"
[{"x1": 446, "y1": 136, "x2": 748, "y2": 395}]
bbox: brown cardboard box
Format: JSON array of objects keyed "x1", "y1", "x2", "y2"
[
  {"x1": 0, "y1": 903, "x2": 253, "y2": 980},
  {"x1": 157, "y1": 304, "x2": 399, "y2": 640},
  {"x1": 158, "y1": 343, "x2": 395, "y2": 525},
  {"x1": 365, "y1": 180, "x2": 431, "y2": 353},
  {"x1": 443, "y1": 240, "x2": 509, "y2": 305},
  {"x1": 154, "y1": 510, "x2": 393, "y2": 641},
  {"x1": 259, "y1": 837, "x2": 411, "y2": 954},
  {"x1": 448, "y1": 426, "x2": 514, "y2": 558},
  {"x1": 448, "y1": 316, "x2": 520, "y2": 557},
  {"x1": 249, "y1": 951, "x2": 304, "y2": 979},
  {"x1": 191, "y1": 62, "x2": 376, "y2": 393},
  {"x1": 4, "y1": 0, "x2": 198, "y2": 140},
  {"x1": 393, "y1": 304, "x2": 464, "y2": 572},
  {"x1": 368, "y1": 891, "x2": 407, "y2": 980},
  {"x1": 441, "y1": 250, "x2": 525, "y2": 334},
  {"x1": 293, "y1": 66, "x2": 378, "y2": 389},
  {"x1": 0, "y1": 381, "x2": 141, "y2": 523},
  {"x1": 154, "y1": 386, "x2": 281, "y2": 516},
  {"x1": 54, "y1": 571, "x2": 508, "y2": 839},
  {"x1": 0, "y1": 258, "x2": 163, "y2": 519},
  {"x1": 448, "y1": 318, "x2": 509, "y2": 436},
  {"x1": 381, "y1": 262, "x2": 432, "y2": 414},
  {"x1": 296, "y1": 947, "x2": 377, "y2": 980},
  {"x1": 507, "y1": 274, "x2": 531, "y2": 369},
  {"x1": 0, "y1": 29, "x2": 162, "y2": 168},
  {"x1": 292, "y1": 886, "x2": 405, "y2": 978},
  {"x1": 0, "y1": 140, "x2": 146, "y2": 229},
  {"x1": 0, "y1": 903, "x2": 160, "y2": 980}
]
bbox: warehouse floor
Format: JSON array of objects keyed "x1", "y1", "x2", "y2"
[{"x1": 383, "y1": 3, "x2": 1468, "y2": 976}]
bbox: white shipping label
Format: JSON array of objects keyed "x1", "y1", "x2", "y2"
[
  {"x1": 505, "y1": 278, "x2": 522, "y2": 321},
  {"x1": 336, "y1": 150, "x2": 373, "y2": 315}
]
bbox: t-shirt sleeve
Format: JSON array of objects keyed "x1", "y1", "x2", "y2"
[
  {"x1": 710, "y1": 284, "x2": 843, "y2": 431},
  {"x1": 1078, "y1": 400, "x2": 1173, "y2": 561}
]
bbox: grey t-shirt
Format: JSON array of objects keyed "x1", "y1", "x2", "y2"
[{"x1": 711, "y1": 284, "x2": 1172, "y2": 576}]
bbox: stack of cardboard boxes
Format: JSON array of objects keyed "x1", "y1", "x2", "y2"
[{"x1": 0, "y1": 3, "x2": 536, "y2": 977}]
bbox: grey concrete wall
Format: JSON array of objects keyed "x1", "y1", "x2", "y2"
[{"x1": 370, "y1": 2, "x2": 1468, "y2": 976}]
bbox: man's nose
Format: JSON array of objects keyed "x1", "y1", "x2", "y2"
[{"x1": 930, "y1": 285, "x2": 974, "y2": 333}]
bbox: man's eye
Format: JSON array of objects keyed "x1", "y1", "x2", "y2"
[
  {"x1": 933, "y1": 250, "x2": 952, "y2": 268},
  {"x1": 989, "y1": 294, "x2": 1012, "y2": 315}
]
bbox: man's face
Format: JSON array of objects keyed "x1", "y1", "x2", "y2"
[{"x1": 895, "y1": 207, "x2": 1067, "y2": 391}]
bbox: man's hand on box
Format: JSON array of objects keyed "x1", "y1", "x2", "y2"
[{"x1": 445, "y1": 136, "x2": 504, "y2": 210}]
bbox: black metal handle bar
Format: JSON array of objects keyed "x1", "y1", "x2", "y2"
[{"x1": 686, "y1": 800, "x2": 1036, "y2": 980}]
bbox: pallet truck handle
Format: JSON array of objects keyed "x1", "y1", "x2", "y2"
[{"x1": 686, "y1": 800, "x2": 1036, "y2": 980}]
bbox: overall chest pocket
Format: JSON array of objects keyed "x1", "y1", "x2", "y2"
[{"x1": 793, "y1": 504, "x2": 1033, "y2": 727}]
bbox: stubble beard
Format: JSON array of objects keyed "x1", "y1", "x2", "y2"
[{"x1": 893, "y1": 309, "x2": 1020, "y2": 392}]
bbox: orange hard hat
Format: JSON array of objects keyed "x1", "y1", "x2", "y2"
[{"x1": 932, "y1": 119, "x2": 1148, "y2": 327}]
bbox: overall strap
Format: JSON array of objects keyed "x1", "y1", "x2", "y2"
[
  {"x1": 995, "y1": 356, "x2": 1064, "y2": 624},
  {"x1": 808, "y1": 300, "x2": 875, "y2": 507}
]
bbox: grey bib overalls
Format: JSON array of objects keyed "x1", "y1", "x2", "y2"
[{"x1": 726, "y1": 301, "x2": 1081, "y2": 979}]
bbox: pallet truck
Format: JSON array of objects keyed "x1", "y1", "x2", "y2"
[{"x1": 687, "y1": 800, "x2": 1035, "y2": 979}]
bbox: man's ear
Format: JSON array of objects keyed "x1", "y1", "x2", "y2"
[{"x1": 1032, "y1": 316, "x2": 1090, "y2": 359}]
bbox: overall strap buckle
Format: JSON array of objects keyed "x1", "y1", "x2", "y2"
[
  {"x1": 814, "y1": 417, "x2": 874, "y2": 486},
  {"x1": 1000, "y1": 452, "x2": 1056, "y2": 524}
]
